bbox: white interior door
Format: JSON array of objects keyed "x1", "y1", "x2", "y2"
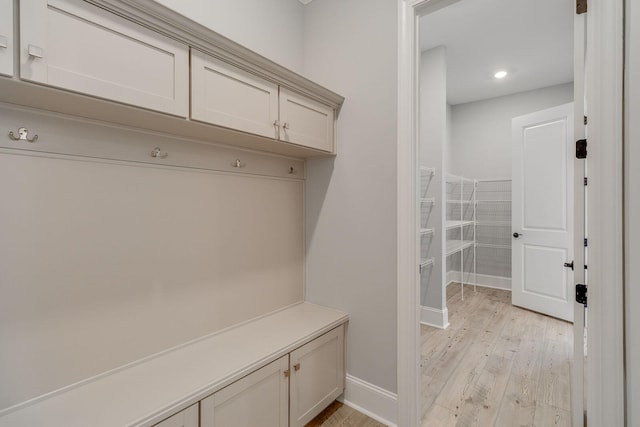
[{"x1": 512, "y1": 102, "x2": 574, "y2": 322}]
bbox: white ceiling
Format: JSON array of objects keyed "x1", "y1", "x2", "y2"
[{"x1": 419, "y1": 0, "x2": 574, "y2": 105}]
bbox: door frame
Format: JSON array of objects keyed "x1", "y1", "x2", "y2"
[{"x1": 396, "y1": 1, "x2": 625, "y2": 427}]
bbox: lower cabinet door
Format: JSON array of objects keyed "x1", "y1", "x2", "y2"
[
  {"x1": 200, "y1": 355, "x2": 289, "y2": 427},
  {"x1": 153, "y1": 403, "x2": 198, "y2": 427},
  {"x1": 290, "y1": 326, "x2": 345, "y2": 427}
]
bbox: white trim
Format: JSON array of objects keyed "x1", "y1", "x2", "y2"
[
  {"x1": 397, "y1": 1, "x2": 423, "y2": 426},
  {"x1": 420, "y1": 306, "x2": 449, "y2": 329},
  {"x1": 585, "y1": 0, "x2": 626, "y2": 424},
  {"x1": 340, "y1": 375, "x2": 398, "y2": 427}
]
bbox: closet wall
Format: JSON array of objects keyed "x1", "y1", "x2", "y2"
[
  {"x1": 448, "y1": 83, "x2": 574, "y2": 179},
  {"x1": 418, "y1": 47, "x2": 448, "y2": 327}
]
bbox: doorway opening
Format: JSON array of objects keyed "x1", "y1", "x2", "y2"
[{"x1": 415, "y1": 0, "x2": 585, "y2": 425}]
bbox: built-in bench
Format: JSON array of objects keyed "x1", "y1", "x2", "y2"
[{"x1": 0, "y1": 302, "x2": 348, "y2": 427}]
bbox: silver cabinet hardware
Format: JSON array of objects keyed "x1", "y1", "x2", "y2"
[
  {"x1": 232, "y1": 159, "x2": 245, "y2": 168},
  {"x1": 27, "y1": 44, "x2": 43, "y2": 59},
  {"x1": 282, "y1": 122, "x2": 290, "y2": 130},
  {"x1": 150, "y1": 147, "x2": 168, "y2": 159},
  {"x1": 8, "y1": 127, "x2": 38, "y2": 143},
  {"x1": 273, "y1": 120, "x2": 280, "y2": 128},
  {"x1": 0, "y1": 35, "x2": 7, "y2": 49}
]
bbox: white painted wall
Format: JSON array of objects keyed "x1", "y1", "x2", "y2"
[
  {"x1": 419, "y1": 47, "x2": 447, "y2": 315},
  {"x1": 154, "y1": 0, "x2": 305, "y2": 73},
  {"x1": 302, "y1": 0, "x2": 398, "y2": 396},
  {"x1": 625, "y1": 0, "x2": 639, "y2": 422},
  {"x1": 448, "y1": 83, "x2": 574, "y2": 179}
]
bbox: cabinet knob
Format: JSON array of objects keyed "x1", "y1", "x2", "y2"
[
  {"x1": 282, "y1": 122, "x2": 290, "y2": 130},
  {"x1": 273, "y1": 120, "x2": 280, "y2": 128},
  {"x1": 293, "y1": 363, "x2": 300, "y2": 371},
  {"x1": 283, "y1": 369, "x2": 290, "y2": 378}
]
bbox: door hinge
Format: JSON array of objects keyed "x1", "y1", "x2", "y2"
[
  {"x1": 576, "y1": 284, "x2": 588, "y2": 306},
  {"x1": 584, "y1": 238, "x2": 588, "y2": 247},
  {"x1": 584, "y1": 115, "x2": 588, "y2": 125},
  {"x1": 577, "y1": 0, "x2": 587, "y2": 14},
  {"x1": 576, "y1": 139, "x2": 587, "y2": 159},
  {"x1": 584, "y1": 177, "x2": 588, "y2": 186}
]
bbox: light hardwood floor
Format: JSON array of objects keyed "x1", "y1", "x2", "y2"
[{"x1": 421, "y1": 284, "x2": 573, "y2": 427}]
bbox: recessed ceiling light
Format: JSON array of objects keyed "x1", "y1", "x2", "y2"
[{"x1": 494, "y1": 70, "x2": 508, "y2": 79}]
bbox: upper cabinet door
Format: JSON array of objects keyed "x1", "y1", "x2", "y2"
[
  {"x1": 0, "y1": 0, "x2": 13, "y2": 77},
  {"x1": 191, "y1": 49, "x2": 279, "y2": 139},
  {"x1": 279, "y1": 88, "x2": 335, "y2": 153},
  {"x1": 19, "y1": 0, "x2": 189, "y2": 117}
]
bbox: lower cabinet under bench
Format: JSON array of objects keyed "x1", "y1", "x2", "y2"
[{"x1": 0, "y1": 303, "x2": 348, "y2": 427}]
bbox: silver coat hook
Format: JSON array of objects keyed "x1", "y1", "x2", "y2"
[
  {"x1": 8, "y1": 127, "x2": 38, "y2": 143},
  {"x1": 150, "y1": 147, "x2": 168, "y2": 159},
  {"x1": 232, "y1": 159, "x2": 245, "y2": 168},
  {"x1": 289, "y1": 166, "x2": 297, "y2": 175}
]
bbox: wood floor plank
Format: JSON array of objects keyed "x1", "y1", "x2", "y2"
[{"x1": 533, "y1": 403, "x2": 572, "y2": 427}]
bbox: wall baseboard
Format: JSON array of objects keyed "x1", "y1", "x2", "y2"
[
  {"x1": 420, "y1": 306, "x2": 449, "y2": 329},
  {"x1": 446, "y1": 271, "x2": 512, "y2": 290},
  {"x1": 340, "y1": 374, "x2": 397, "y2": 427}
]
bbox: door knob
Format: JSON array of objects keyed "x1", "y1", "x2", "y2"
[
  {"x1": 564, "y1": 261, "x2": 574, "y2": 270},
  {"x1": 513, "y1": 232, "x2": 522, "y2": 238}
]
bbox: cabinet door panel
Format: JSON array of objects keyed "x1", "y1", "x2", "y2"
[
  {"x1": 153, "y1": 403, "x2": 198, "y2": 427},
  {"x1": 279, "y1": 88, "x2": 335, "y2": 152},
  {"x1": 20, "y1": 0, "x2": 189, "y2": 117},
  {"x1": 191, "y1": 49, "x2": 279, "y2": 139},
  {"x1": 290, "y1": 326, "x2": 345, "y2": 427},
  {"x1": 201, "y1": 356, "x2": 289, "y2": 427},
  {"x1": 0, "y1": 0, "x2": 13, "y2": 77}
]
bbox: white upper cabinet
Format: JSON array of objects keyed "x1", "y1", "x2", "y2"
[
  {"x1": 19, "y1": 0, "x2": 189, "y2": 117},
  {"x1": 279, "y1": 88, "x2": 335, "y2": 153},
  {"x1": 191, "y1": 49, "x2": 279, "y2": 139},
  {"x1": 0, "y1": 0, "x2": 13, "y2": 77},
  {"x1": 191, "y1": 50, "x2": 336, "y2": 153},
  {"x1": 2, "y1": 0, "x2": 343, "y2": 158}
]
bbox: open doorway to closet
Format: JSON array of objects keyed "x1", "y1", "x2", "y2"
[{"x1": 417, "y1": 0, "x2": 585, "y2": 425}]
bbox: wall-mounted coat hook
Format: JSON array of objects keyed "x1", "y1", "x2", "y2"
[
  {"x1": 150, "y1": 147, "x2": 168, "y2": 159},
  {"x1": 288, "y1": 166, "x2": 297, "y2": 175},
  {"x1": 8, "y1": 127, "x2": 38, "y2": 143},
  {"x1": 232, "y1": 159, "x2": 245, "y2": 168}
]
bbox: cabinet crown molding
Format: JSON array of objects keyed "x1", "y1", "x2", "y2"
[{"x1": 85, "y1": 0, "x2": 344, "y2": 113}]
